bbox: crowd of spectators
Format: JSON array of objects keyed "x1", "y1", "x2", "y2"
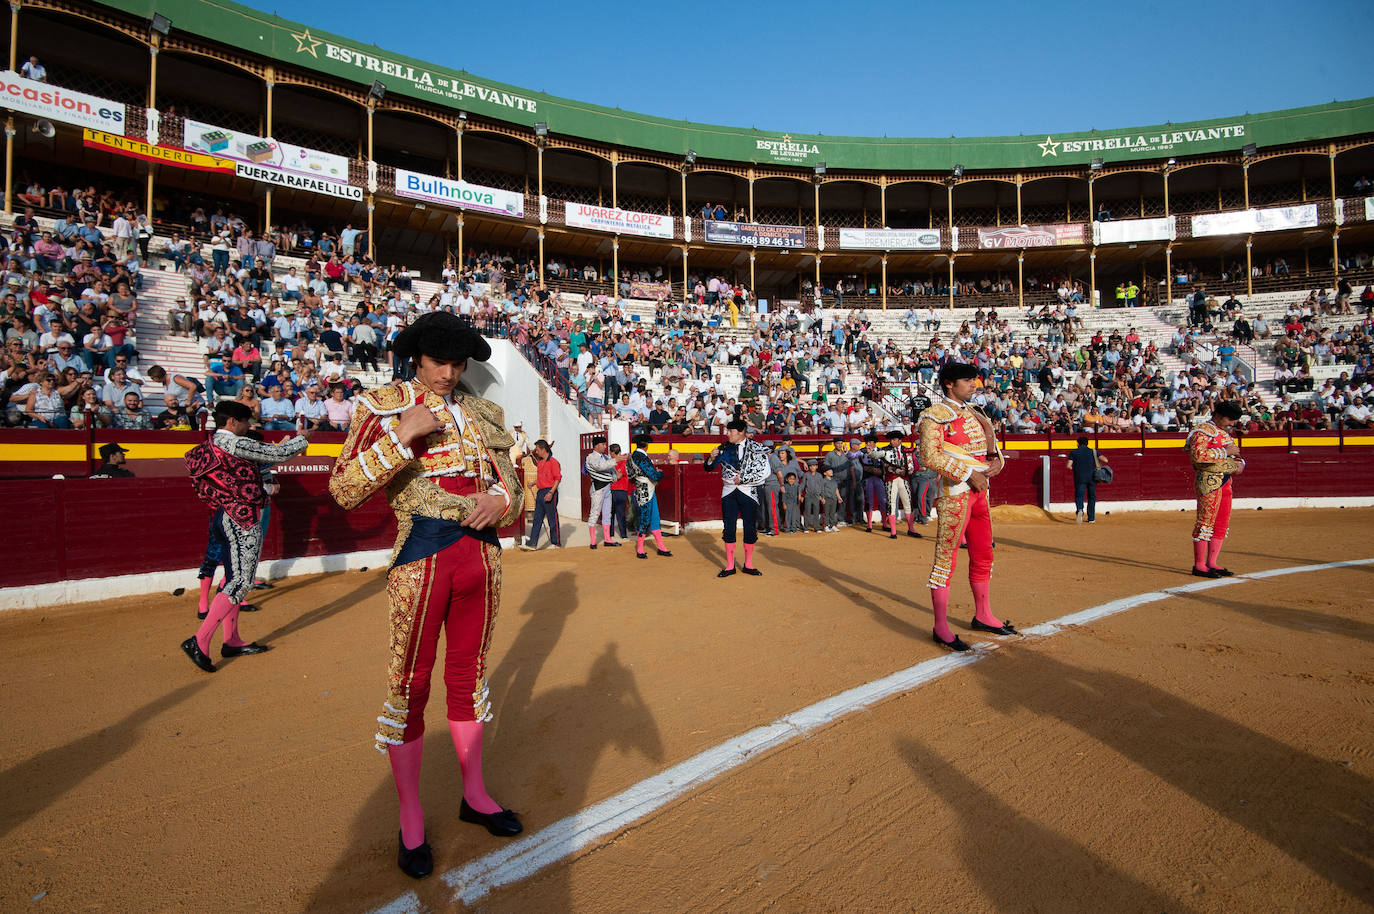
[{"x1": 7, "y1": 168, "x2": 1374, "y2": 439}]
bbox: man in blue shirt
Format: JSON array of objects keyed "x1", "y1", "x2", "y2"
[
  {"x1": 1066, "y1": 436, "x2": 1106, "y2": 523},
  {"x1": 77, "y1": 216, "x2": 103, "y2": 247}
]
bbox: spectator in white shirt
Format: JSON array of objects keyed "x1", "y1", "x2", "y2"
[
  {"x1": 280, "y1": 267, "x2": 304, "y2": 301},
  {"x1": 20, "y1": 55, "x2": 46, "y2": 82},
  {"x1": 294, "y1": 383, "x2": 328, "y2": 429},
  {"x1": 259, "y1": 384, "x2": 296, "y2": 430}
]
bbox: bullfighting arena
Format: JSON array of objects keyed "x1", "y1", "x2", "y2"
[{"x1": 1, "y1": 507, "x2": 1371, "y2": 913}]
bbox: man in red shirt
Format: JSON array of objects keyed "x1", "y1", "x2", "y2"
[
  {"x1": 521, "y1": 439, "x2": 562, "y2": 550},
  {"x1": 609, "y1": 443, "x2": 631, "y2": 540}
]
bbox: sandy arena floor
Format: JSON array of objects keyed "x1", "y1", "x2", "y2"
[{"x1": 0, "y1": 508, "x2": 1371, "y2": 913}]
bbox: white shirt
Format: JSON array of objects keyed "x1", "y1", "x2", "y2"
[{"x1": 432, "y1": 395, "x2": 511, "y2": 510}]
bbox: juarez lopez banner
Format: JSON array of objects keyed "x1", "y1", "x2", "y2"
[
  {"x1": 564, "y1": 203, "x2": 675, "y2": 240},
  {"x1": 704, "y1": 220, "x2": 806, "y2": 249},
  {"x1": 393, "y1": 168, "x2": 525, "y2": 218}
]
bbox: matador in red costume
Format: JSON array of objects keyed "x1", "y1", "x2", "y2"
[
  {"x1": 1187, "y1": 400, "x2": 1245, "y2": 578},
  {"x1": 918, "y1": 362, "x2": 1017, "y2": 651},
  {"x1": 330, "y1": 312, "x2": 524, "y2": 880}
]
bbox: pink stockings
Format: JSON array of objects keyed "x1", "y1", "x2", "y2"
[
  {"x1": 388, "y1": 740, "x2": 426, "y2": 850},
  {"x1": 930, "y1": 581, "x2": 1001, "y2": 642},
  {"x1": 194, "y1": 592, "x2": 249, "y2": 653},
  {"x1": 449, "y1": 719, "x2": 501, "y2": 814},
  {"x1": 636, "y1": 531, "x2": 667, "y2": 555},
  {"x1": 723, "y1": 543, "x2": 755, "y2": 570},
  {"x1": 931, "y1": 586, "x2": 953, "y2": 643},
  {"x1": 387, "y1": 719, "x2": 503, "y2": 851},
  {"x1": 198, "y1": 577, "x2": 213, "y2": 614},
  {"x1": 1196, "y1": 537, "x2": 1228, "y2": 570}
]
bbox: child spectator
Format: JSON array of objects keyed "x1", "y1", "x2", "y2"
[{"x1": 782, "y1": 471, "x2": 802, "y2": 533}]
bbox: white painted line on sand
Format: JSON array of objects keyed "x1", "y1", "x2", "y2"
[{"x1": 368, "y1": 557, "x2": 1373, "y2": 912}]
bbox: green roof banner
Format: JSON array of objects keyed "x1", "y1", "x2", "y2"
[{"x1": 94, "y1": 0, "x2": 1374, "y2": 172}]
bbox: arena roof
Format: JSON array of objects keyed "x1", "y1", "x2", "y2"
[{"x1": 93, "y1": 0, "x2": 1374, "y2": 171}]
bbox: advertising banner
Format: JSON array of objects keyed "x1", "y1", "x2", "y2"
[
  {"x1": 83, "y1": 129, "x2": 234, "y2": 173},
  {"x1": 704, "y1": 220, "x2": 806, "y2": 249},
  {"x1": 183, "y1": 118, "x2": 352, "y2": 183},
  {"x1": 1093, "y1": 216, "x2": 1175, "y2": 245},
  {"x1": 977, "y1": 223, "x2": 1086, "y2": 249},
  {"x1": 393, "y1": 168, "x2": 524, "y2": 217},
  {"x1": 233, "y1": 162, "x2": 362, "y2": 200},
  {"x1": 628, "y1": 280, "x2": 671, "y2": 300},
  {"x1": 1366, "y1": 197, "x2": 1374, "y2": 222},
  {"x1": 838, "y1": 227, "x2": 942, "y2": 250},
  {"x1": 0, "y1": 71, "x2": 126, "y2": 134},
  {"x1": 1191, "y1": 204, "x2": 1319, "y2": 237},
  {"x1": 564, "y1": 202, "x2": 674, "y2": 239}
]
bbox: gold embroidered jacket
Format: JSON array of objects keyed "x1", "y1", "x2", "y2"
[
  {"x1": 1187, "y1": 421, "x2": 1244, "y2": 497},
  {"x1": 329, "y1": 381, "x2": 523, "y2": 562},
  {"x1": 918, "y1": 400, "x2": 998, "y2": 486}
]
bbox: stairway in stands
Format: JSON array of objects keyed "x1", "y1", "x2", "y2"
[{"x1": 132, "y1": 264, "x2": 200, "y2": 401}]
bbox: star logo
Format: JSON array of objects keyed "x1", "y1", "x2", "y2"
[
  {"x1": 1038, "y1": 136, "x2": 1059, "y2": 157},
  {"x1": 291, "y1": 28, "x2": 321, "y2": 58}
]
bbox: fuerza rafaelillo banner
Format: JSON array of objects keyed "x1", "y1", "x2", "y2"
[{"x1": 393, "y1": 169, "x2": 524, "y2": 218}]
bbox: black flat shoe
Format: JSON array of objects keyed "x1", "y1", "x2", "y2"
[
  {"x1": 181, "y1": 636, "x2": 216, "y2": 673},
  {"x1": 603, "y1": 541, "x2": 623, "y2": 547},
  {"x1": 906, "y1": 531, "x2": 923, "y2": 538},
  {"x1": 932, "y1": 631, "x2": 971, "y2": 652},
  {"x1": 1207, "y1": 566, "x2": 1235, "y2": 577},
  {"x1": 717, "y1": 568, "x2": 737, "y2": 578},
  {"x1": 656, "y1": 549, "x2": 673, "y2": 557},
  {"x1": 889, "y1": 533, "x2": 899, "y2": 539},
  {"x1": 970, "y1": 618, "x2": 1018, "y2": 635},
  {"x1": 238, "y1": 603, "x2": 261, "y2": 613},
  {"x1": 1190, "y1": 567, "x2": 1221, "y2": 578},
  {"x1": 397, "y1": 831, "x2": 432, "y2": 879},
  {"x1": 636, "y1": 552, "x2": 647, "y2": 559},
  {"x1": 589, "y1": 544, "x2": 597, "y2": 550},
  {"x1": 196, "y1": 610, "x2": 207, "y2": 621},
  {"x1": 221, "y1": 642, "x2": 271, "y2": 658},
  {"x1": 459, "y1": 799, "x2": 523, "y2": 837},
  {"x1": 741, "y1": 567, "x2": 762, "y2": 576}
]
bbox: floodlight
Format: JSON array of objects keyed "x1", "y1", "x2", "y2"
[{"x1": 150, "y1": 13, "x2": 171, "y2": 36}]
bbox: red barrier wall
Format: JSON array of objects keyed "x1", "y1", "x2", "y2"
[
  {"x1": 0, "y1": 430, "x2": 526, "y2": 590},
  {"x1": 3, "y1": 428, "x2": 1369, "y2": 590},
  {"x1": 576, "y1": 430, "x2": 1374, "y2": 523}
]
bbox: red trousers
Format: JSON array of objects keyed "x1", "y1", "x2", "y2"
[
  {"x1": 374, "y1": 476, "x2": 501, "y2": 751},
  {"x1": 928, "y1": 489, "x2": 994, "y2": 589},
  {"x1": 1193, "y1": 479, "x2": 1233, "y2": 542}
]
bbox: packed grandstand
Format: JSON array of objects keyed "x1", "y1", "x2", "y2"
[{"x1": 1, "y1": 0, "x2": 1372, "y2": 439}]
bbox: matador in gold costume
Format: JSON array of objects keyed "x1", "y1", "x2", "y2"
[
  {"x1": 329, "y1": 312, "x2": 524, "y2": 880},
  {"x1": 1187, "y1": 400, "x2": 1245, "y2": 578},
  {"x1": 918, "y1": 362, "x2": 1017, "y2": 651}
]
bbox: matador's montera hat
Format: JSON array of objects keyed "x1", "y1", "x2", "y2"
[{"x1": 391, "y1": 311, "x2": 491, "y2": 364}]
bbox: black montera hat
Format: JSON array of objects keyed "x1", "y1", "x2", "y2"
[{"x1": 391, "y1": 311, "x2": 491, "y2": 364}]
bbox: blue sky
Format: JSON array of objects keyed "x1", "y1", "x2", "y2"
[{"x1": 241, "y1": 0, "x2": 1373, "y2": 138}]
